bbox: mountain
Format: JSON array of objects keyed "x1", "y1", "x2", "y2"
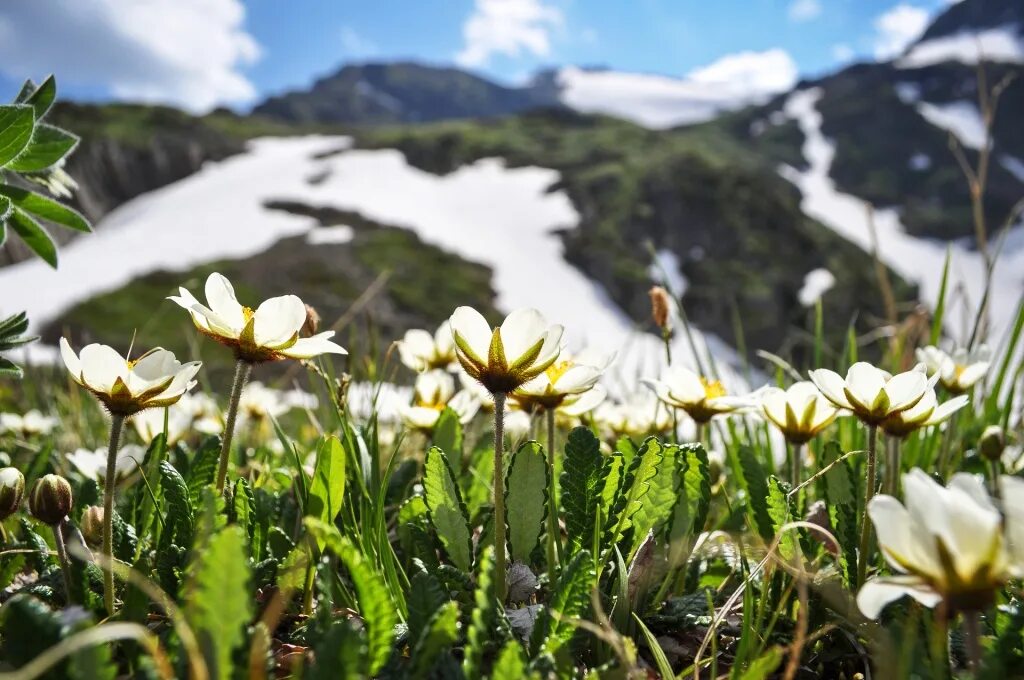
[{"x1": 252, "y1": 61, "x2": 561, "y2": 124}]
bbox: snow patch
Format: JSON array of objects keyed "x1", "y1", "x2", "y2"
[
  {"x1": 781, "y1": 88, "x2": 1024, "y2": 345},
  {"x1": 798, "y1": 268, "x2": 836, "y2": 307},
  {"x1": 648, "y1": 249, "x2": 687, "y2": 298},
  {"x1": 916, "y1": 100, "x2": 987, "y2": 150},
  {"x1": 557, "y1": 49, "x2": 797, "y2": 129},
  {"x1": 899, "y1": 27, "x2": 1024, "y2": 68},
  {"x1": 1001, "y1": 155, "x2": 1024, "y2": 182},
  {"x1": 909, "y1": 153, "x2": 932, "y2": 171},
  {"x1": 306, "y1": 225, "x2": 354, "y2": 245}
]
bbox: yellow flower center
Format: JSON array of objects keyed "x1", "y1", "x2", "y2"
[
  {"x1": 545, "y1": 360, "x2": 575, "y2": 384},
  {"x1": 701, "y1": 377, "x2": 726, "y2": 399},
  {"x1": 242, "y1": 306, "x2": 256, "y2": 322},
  {"x1": 954, "y1": 364, "x2": 966, "y2": 379}
]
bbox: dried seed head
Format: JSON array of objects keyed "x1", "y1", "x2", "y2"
[
  {"x1": 29, "y1": 474, "x2": 73, "y2": 525},
  {"x1": 0, "y1": 467, "x2": 25, "y2": 521},
  {"x1": 649, "y1": 286, "x2": 672, "y2": 332},
  {"x1": 302, "y1": 304, "x2": 321, "y2": 337}
]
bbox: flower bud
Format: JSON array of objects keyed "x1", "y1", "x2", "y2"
[
  {"x1": 649, "y1": 286, "x2": 672, "y2": 333},
  {"x1": 0, "y1": 467, "x2": 25, "y2": 521},
  {"x1": 979, "y1": 425, "x2": 1006, "y2": 462},
  {"x1": 29, "y1": 474, "x2": 73, "y2": 525},
  {"x1": 80, "y1": 505, "x2": 104, "y2": 547},
  {"x1": 302, "y1": 304, "x2": 321, "y2": 337}
]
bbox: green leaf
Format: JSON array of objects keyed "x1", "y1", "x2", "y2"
[
  {"x1": 0, "y1": 185, "x2": 90, "y2": 232},
  {"x1": 529, "y1": 550, "x2": 596, "y2": 655},
  {"x1": 561, "y1": 426, "x2": 606, "y2": 553},
  {"x1": 633, "y1": 613, "x2": 674, "y2": 680},
  {"x1": 307, "y1": 436, "x2": 346, "y2": 541},
  {"x1": 233, "y1": 477, "x2": 256, "y2": 546},
  {"x1": 0, "y1": 105, "x2": 35, "y2": 166},
  {"x1": 491, "y1": 641, "x2": 537, "y2": 680},
  {"x1": 8, "y1": 207, "x2": 56, "y2": 267},
  {"x1": 8, "y1": 123, "x2": 78, "y2": 172},
  {"x1": 24, "y1": 75, "x2": 56, "y2": 120},
  {"x1": 305, "y1": 518, "x2": 397, "y2": 675},
  {"x1": 309, "y1": 619, "x2": 364, "y2": 680},
  {"x1": 0, "y1": 196, "x2": 11, "y2": 223},
  {"x1": 411, "y1": 600, "x2": 460, "y2": 678},
  {"x1": 735, "y1": 445, "x2": 773, "y2": 541},
  {"x1": 186, "y1": 526, "x2": 252, "y2": 680},
  {"x1": 820, "y1": 442, "x2": 858, "y2": 586},
  {"x1": 667, "y1": 444, "x2": 711, "y2": 569},
  {"x1": 423, "y1": 446, "x2": 473, "y2": 571},
  {"x1": 186, "y1": 436, "x2": 221, "y2": 504},
  {"x1": 606, "y1": 436, "x2": 664, "y2": 546},
  {"x1": 738, "y1": 646, "x2": 784, "y2": 679},
  {"x1": 464, "y1": 545, "x2": 510, "y2": 677},
  {"x1": 432, "y1": 407, "x2": 464, "y2": 474},
  {"x1": 159, "y1": 460, "x2": 195, "y2": 547},
  {"x1": 629, "y1": 442, "x2": 678, "y2": 552},
  {"x1": 766, "y1": 477, "x2": 797, "y2": 561},
  {"x1": 505, "y1": 440, "x2": 548, "y2": 563},
  {"x1": 407, "y1": 571, "x2": 448, "y2": 645}
]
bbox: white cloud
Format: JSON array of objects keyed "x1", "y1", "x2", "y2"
[
  {"x1": 788, "y1": 0, "x2": 822, "y2": 22},
  {"x1": 899, "y1": 26, "x2": 1024, "y2": 68},
  {"x1": 832, "y1": 43, "x2": 855, "y2": 62},
  {"x1": 0, "y1": 0, "x2": 259, "y2": 113},
  {"x1": 340, "y1": 27, "x2": 378, "y2": 57},
  {"x1": 455, "y1": 0, "x2": 563, "y2": 68},
  {"x1": 873, "y1": 4, "x2": 930, "y2": 60},
  {"x1": 558, "y1": 49, "x2": 798, "y2": 129}
]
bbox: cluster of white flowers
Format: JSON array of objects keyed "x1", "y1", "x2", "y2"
[{"x1": 0, "y1": 410, "x2": 58, "y2": 438}]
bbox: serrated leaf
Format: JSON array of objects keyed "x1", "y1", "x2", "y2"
[
  {"x1": 186, "y1": 526, "x2": 252, "y2": 680},
  {"x1": 561, "y1": 427, "x2": 606, "y2": 553},
  {"x1": 464, "y1": 545, "x2": 510, "y2": 677},
  {"x1": 606, "y1": 437, "x2": 664, "y2": 547},
  {"x1": 820, "y1": 442, "x2": 858, "y2": 586},
  {"x1": 491, "y1": 641, "x2": 537, "y2": 680},
  {"x1": 0, "y1": 105, "x2": 34, "y2": 166},
  {"x1": 630, "y1": 442, "x2": 677, "y2": 553},
  {"x1": 0, "y1": 185, "x2": 90, "y2": 232},
  {"x1": 8, "y1": 207, "x2": 56, "y2": 267},
  {"x1": 423, "y1": 446, "x2": 472, "y2": 571},
  {"x1": 411, "y1": 600, "x2": 460, "y2": 678},
  {"x1": 735, "y1": 445, "x2": 773, "y2": 541},
  {"x1": 667, "y1": 444, "x2": 711, "y2": 569},
  {"x1": 432, "y1": 406, "x2": 464, "y2": 474},
  {"x1": 529, "y1": 550, "x2": 596, "y2": 655},
  {"x1": 407, "y1": 571, "x2": 448, "y2": 645},
  {"x1": 305, "y1": 518, "x2": 397, "y2": 675},
  {"x1": 233, "y1": 477, "x2": 256, "y2": 546},
  {"x1": 309, "y1": 618, "x2": 365, "y2": 680},
  {"x1": 159, "y1": 460, "x2": 194, "y2": 547},
  {"x1": 8, "y1": 123, "x2": 78, "y2": 172},
  {"x1": 307, "y1": 436, "x2": 346, "y2": 544},
  {"x1": 186, "y1": 436, "x2": 220, "y2": 504},
  {"x1": 505, "y1": 441, "x2": 548, "y2": 563},
  {"x1": 767, "y1": 477, "x2": 797, "y2": 561}
]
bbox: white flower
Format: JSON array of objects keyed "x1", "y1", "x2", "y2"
[
  {"x1": 593, "y1": 391, "x2": 672, "y2": 440},
  {"x1": 0, "y1": 410, "x2": 58, "y2": 437},
  {"x1": 177, "y1": 393, "x2": 224, "y2": 435},
  {"x1": 169, "y1": 272, "x2": 347, "y2": 363},
  {"x1": 644, "y1": 365, "x2": 751, "y2": 424},
  {"x1": 558, "y1": 384, "x2": 608, "y2": 419},
  {"x1": 916, "y1": 345, "x2": 990, "y2": 394},
  {"x1": 66, "y1": 445, "x2": 146, "y2": 482},
  {"x1": 760, "y1": 381, "x2": 840, "y2": 444},
  {"x1": 809, "y1": 362, "x2": 932, "y2": 426},
  {"x1": 132, "y1": 405, "x2": 194, "y2": 446},
  {"x1": 513, "y1": 348, "x2": 612, "y2": 412},
  {"x1": 449, "y1": 307, "x2": 563, "y2": 394},
  {"x1": 504, "y1": 409, "x2": 532, "y2": 443},
  {"x1": 879, "y1": 390, "x2": 969, "y2": 438},
  {"x1": 857, "y1": 469, "x2": 1023, "y2": 619},
  {"x1": 397, "y1": 321, "x2": 457, "y2": 372},
  {"x1": 60, "y1": 339, "x2": 201, "y2": 416},
  {"x1": 236, "y1": 381, "x2": 317, "y2": 428},
  {"x1": 401, "y1": 370, "x2": 481, "y2": 432}
]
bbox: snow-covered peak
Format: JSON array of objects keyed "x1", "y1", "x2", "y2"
[
  {"x1": 556, "y1": 49, "x2": 797, "y2": 129},
  {"x1": 899, "y1": 25, "x2": 1024, "y2": 68}
]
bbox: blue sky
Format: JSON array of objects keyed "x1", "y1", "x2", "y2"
[{"x1": 0, "y1": 0, "x2": 954, "y2": 112}]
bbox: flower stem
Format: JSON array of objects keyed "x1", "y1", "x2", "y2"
[
  {"x1": 988, "y1": 459, "x2": 1001, "y2": 501},
  {"x1": 53, "y1": 521, "x2": 74, "y2": 606},
  {"x1": 789, "y1": 442, "x2": 803, "y2": 490},
  {"x1": 964, "y1": 610, "x2": 983, "y2": 674},
  {"x1": 889, "y1": 438, "x2": 902, "y2": 496},
  {"x1": 545, "y1": 408, "x2": 560, "y2": 585},
  {"x1": 216, "y1": 359, "x2": 252, "y2": 494},
  {"x1": 857, "y1": 424, "x2": 878, "y2": 588},
  {"x1": 102, "y1": 413, "x2": 125, "y2": 615},
  {"x1": 695, "y1": 421, "x2": 704, "y2": 448},
  {"x1": 493, "y1": 392, "x2": 507, "y2": 601}
]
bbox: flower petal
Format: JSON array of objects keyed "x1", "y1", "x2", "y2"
[
  {"x1": 883, "y1": 370, "x2": 930, "y2": 412},
  {"x1": 79, "y1": 344, "x2": 128, "y2": 393},
  {"x1": 857, "y1": 576, "x2": 941, "y2": 620},
  {"x1": 254, "y1": 295, "x2": 306, "y2": 348},
  {"x1": 499, "y1": 308, "x2": 549, "y2": 364},
  {"x1": 808, "y1": 369, "x2": 852, "y2": 410},
  {"x1": 59, "y1": 337, "x2": 81, "y2": 380},
  {"x1": 204, "y1": 273, "x2": 246, "y2": 332},
  {"x1": 450, "y1": 306, "x2": 492, "y2": 364}
]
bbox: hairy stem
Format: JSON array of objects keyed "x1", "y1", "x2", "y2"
[
  {"x1": 889, "y1": 437, "x2": 902, "y2": 497},
  {"x1": 493, "y1": 392, "x2": 507, "y2": 601},
  {"x1": 216, "y1": 359, "x2": 253, "y2": 494},
  {"x1": 102, "y1": 413, "x2": 125, "y2": 615},
  {"x1": 790, "y1": 442, "x2": 803, "y2": 490},
  {"x1": 53, "y1": 521, "x2": 74, "y2": 606},
  {"x1": 857, "y1": 424, "x2": 878, "y2": 588},
  {"x1": 964, "y1": 610, "x2": 984, "y2": 674},
  {"x1": 545, "y1": 408, "x2": 560, "y2": 585}
]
